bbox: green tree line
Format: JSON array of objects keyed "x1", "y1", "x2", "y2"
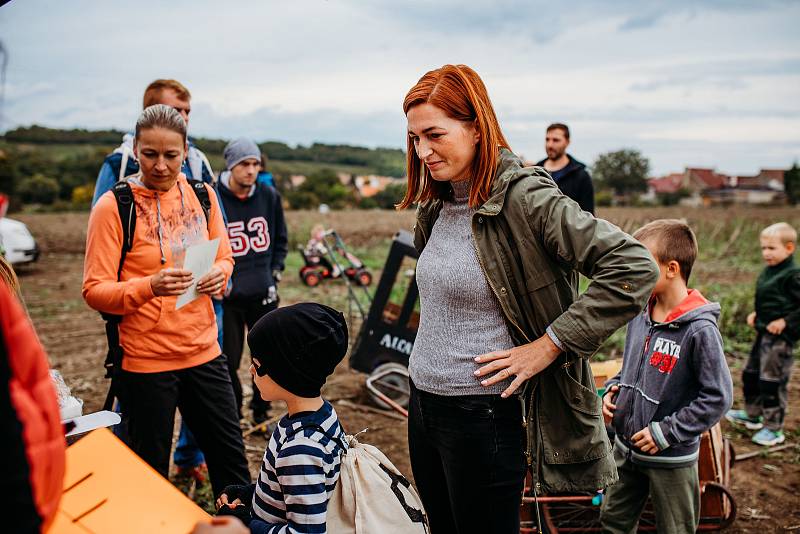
[
  {"x1": 0, "y1": 126, "x2": 409, "y2": 211},
  {"x1": 4, "y1": 125, "x2": 406, "y2": 177}
]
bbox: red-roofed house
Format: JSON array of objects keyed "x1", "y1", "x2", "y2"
[
  {"x1": 645, "y1": 168, "x2": 728, "y2": 205},
  {"x1": 686, "y1": 168, "x2": 730, "y2": 191},
  {"x1": 708, "y1": 169, "x2": 787, "y2": 204},
  {"x1": 645, "y1": 167, "x2": 788, "y2": 205},
  {"x1": 353, "y1": 175, "x2": 401, "y2": 198},
  {"x1": 648, "y1": 173, "x2": 685, "y2": 194}
]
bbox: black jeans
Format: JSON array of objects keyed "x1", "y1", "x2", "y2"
[
  {"x1": 222, "y1": 298, "x2": 276, "y2": 418},
  {"x1": 408, "y1": 381, "x2": 527, "y2": 534},
  {"x1": 119, "y1": 355, "x2": 250, "y2": 497}
]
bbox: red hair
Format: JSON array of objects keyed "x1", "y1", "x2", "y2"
[
  {"x1": 398, "y1": 64, "x2": 511, "y2": 209},
  {"x1": 143, "y1": 79, "x2": 191, "y2": 109}
]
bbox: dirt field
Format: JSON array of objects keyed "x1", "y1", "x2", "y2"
[{"x1": 14, "y1": 208, "x2": 800, "y2": 532}]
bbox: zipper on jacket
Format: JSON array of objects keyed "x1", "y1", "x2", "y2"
[
  {"x1": 627, "y1": 325, "x2": 654, "y2": 441},
  {"x1": 470, "y1": 213, "x2": 539, "y2": 480},
  {"x1": 526, "y1": 380, "x2": 537, "y2": 468}
]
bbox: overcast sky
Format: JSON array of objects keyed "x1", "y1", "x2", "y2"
[{"x1": 1, "y1": 0, "x2": 798, "y2": 175}]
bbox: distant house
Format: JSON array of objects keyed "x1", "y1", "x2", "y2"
[
  {"x1": 644, "y1": 168, "x2": 729, "y2": 206},
  {"x1": 730, "y1": 169, "x2": 785, "y2": 191},
  {"x1": 353, "y1": 175, "x2": 400, "y2": 198},
  {"x1": 289, "y1": 174, "x2": 307, "y2": 188},
  {"x1": 709, "y1": 169, "x2": 786, "y2": 205},
  {"x1": 287, "y1": 173, "x2": 403, "y2": 199},
  {"x1": 646, "y1": 167, "x2": 787, "y2": 206}
]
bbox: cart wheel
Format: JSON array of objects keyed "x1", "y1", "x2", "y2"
[
  {"x1": 356, "y1": 270, "x2": 372, "y2": 286},
  {"x1": 537, "y1": 493, "x2": 657, "y2": 532},
  {"x1": 701, "y1": 482, "x2": 737, "y2": 529},
  {"x1": 303, "y1": 271, "x2": 321, "y2": 287},
  {"x1": 368, "y1": 362, "x2": 410, "y2": 410}
]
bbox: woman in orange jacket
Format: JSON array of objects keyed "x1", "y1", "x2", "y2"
[{"x1": 82, "y1": 104, "x2": 249, "y2": 497}]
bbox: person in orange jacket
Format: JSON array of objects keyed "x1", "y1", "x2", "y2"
[
  {"x1": 82, "y1": 104, "x2": 249, "y2": 498},
  {"x1": 1, "y1": 269, "x2": 65, "y2": 533}
]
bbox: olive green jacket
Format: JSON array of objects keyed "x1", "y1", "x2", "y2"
[{"x1": 413, "y1": 149, "x2": 658, "y2": 493}]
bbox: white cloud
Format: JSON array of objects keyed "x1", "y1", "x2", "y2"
[{"x1": 0, "y1": 0, "x2": 798, "y2": 174}]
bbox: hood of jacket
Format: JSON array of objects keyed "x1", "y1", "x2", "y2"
[
  {"x1": 650, "y1": 289, "x2": 718, "y2": 326},
  {"x1": 535, "y1": 154, "x2": 586, "y2": 177},
  {"x1": 218, "y1": 170, "x2": 256, "y2": 199}
]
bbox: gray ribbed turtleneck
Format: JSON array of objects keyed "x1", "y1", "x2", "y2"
[{"x1": 409, "y1": 179, "x2": 515, "y2": 396}]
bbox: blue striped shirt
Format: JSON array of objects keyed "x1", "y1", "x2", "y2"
[{"x1": 250, "y1": 401, "x2": 346, "y2": 534}]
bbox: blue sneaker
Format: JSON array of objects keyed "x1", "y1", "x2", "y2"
[
  {"x1": 752, "y1": 428, "x2": 785, "y2": 447},
  {"x1": 725, "y1": 409, "x2": 763, "y2": 430}
]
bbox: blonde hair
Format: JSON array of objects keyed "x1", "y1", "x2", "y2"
[
  {"x1": 761, "y1": 222, "x2": 797, "y2": 245},
  {"x1": 135, "y1": 104, "x2": 187, "y2": 143},
  {"x1": 311, "y1": 224, "x2": 325, "y2": 240},
  {"x1": 0, "y1": 255, "x2": 21, "y2": 301}
]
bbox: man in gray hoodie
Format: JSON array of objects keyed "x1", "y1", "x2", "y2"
[{"x1": 601, "y1": 219, "x2": 733, "y2": 534}]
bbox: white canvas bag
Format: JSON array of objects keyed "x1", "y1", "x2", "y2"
[{"x1": 327, "y1": 433, "x2": 428, "y2": 534}]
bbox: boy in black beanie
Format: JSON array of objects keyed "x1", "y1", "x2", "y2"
[{"x1": 215, "y1": 302, "x2": 349, "y2": 533}]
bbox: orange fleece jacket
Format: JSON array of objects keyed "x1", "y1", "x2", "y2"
[{"x1": 82, "y1": 174, "x2": 233, "y2": 373}]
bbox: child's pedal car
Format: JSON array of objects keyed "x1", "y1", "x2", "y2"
[
  {"x1": 351, "y1": 230, "x2": 418, "y2": 411},
  {"x1": 299, "y1": 226, "x2": 372, "y2": 287}
]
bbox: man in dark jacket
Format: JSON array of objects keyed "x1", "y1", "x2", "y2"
[
  {"x1": 217, "y1": 138, "x2": 288, "y2": 424},
  {"x1": 535, "y1": 123, "x2": 595, "y2": 214}
]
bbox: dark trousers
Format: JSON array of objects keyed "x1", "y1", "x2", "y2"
[
  {"x1": 743, "y1": 333, "x2": 795, "y2": 430},
  {"x1": 119, "y1": 355, "x2": 250, "y2": 497},
  {"x1": 222, "y1": 298, "x2": 276, "y2": 418},
  {"x1": 408, "y1": 381, "x2": 527, "y2": 534}
]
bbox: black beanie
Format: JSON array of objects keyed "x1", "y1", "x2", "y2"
[{"x1": 247, "y1": 302, "x2": 348, "y2": 398}]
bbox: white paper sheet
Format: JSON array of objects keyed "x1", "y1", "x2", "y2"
[
  {"x1": 64, "y1": 410, "x2": 122, "y2": 437},
  {"x1": 176, "y1": 238, "x2": 220, "y2": 310}
]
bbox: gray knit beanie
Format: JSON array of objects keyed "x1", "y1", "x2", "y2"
[{"x1": 224, "y1": 138, "x2": 261, "y2": 170}]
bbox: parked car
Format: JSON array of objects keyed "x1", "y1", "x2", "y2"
[{"x1": 0, "y1": 217, "x2": 39, "y2": 265}]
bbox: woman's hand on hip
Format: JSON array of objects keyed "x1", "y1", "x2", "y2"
[
  {"x1": 197, "y1": 267, "x2": 226, "y2": 295},
  {"x1": 474, "y1": 335, "x2": 562, "y2": 398},
  {"x1": 150, "y1": 268, "x2": 193, "y2": 296}
]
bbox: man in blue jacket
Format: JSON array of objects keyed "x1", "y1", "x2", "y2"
[
  {"x1": 217, "y1": 138, "x2": 288, "y2": 425},
  {"x1": 535, "y1": 123, "x2": 595, "y2": 214},
  {"x1": 91, "y1": 79, "x2": 215, "y2": 205}
]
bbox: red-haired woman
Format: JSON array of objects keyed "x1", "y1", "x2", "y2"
[{"x1": 401, "y1": 64, "x2": 659, "y2": 533}]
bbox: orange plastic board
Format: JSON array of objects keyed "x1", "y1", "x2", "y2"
[
  {"x1": 590, "y1": 359, "x2": 623, "y2": 388},
  {"x1": 50, "y1": 428, "x2": 210, "y2": 534}
]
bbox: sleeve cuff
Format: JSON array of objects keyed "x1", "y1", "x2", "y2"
[
  {"x1": 130, "y1": 275, "x2": 156, "y2": 307},
  {"x1": 649, "y1": 421, "x2": 671, "y2": 450},
  {"x1": 546, "y1": 324, "x2": 565, "y2": 351}
]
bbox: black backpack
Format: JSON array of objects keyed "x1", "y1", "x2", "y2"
[{"x1": 101, "y1": 179, "x2": 212, "y2": 410}]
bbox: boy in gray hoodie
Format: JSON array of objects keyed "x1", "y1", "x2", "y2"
[{"x1": 601, "y1": 219, "x2": 733, "y2": 534}]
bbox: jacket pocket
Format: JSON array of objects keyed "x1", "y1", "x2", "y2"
[
  {"x1": 539, "y1": 361, "x2": 610, "y2": 465},
  {"x1": 124, "y1": 298, "x2": 163, "y2": 333},
  {"x1": 525, "y1": 267, "x2": 562, "y2": 293}
]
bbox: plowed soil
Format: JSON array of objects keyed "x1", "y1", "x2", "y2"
[{"x1": 15, "y1": 208, "x2": 800, "y2": 532}]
